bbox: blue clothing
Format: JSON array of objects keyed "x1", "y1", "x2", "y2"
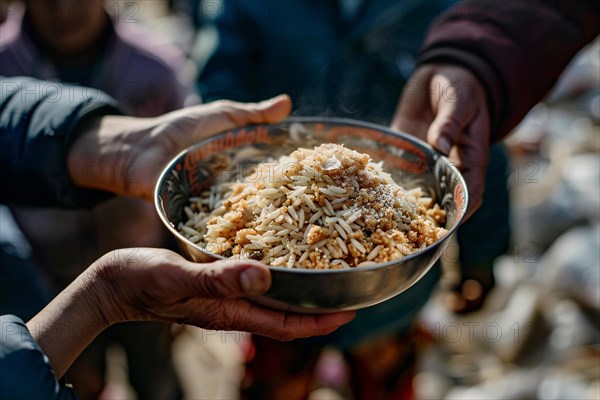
[
  {"x1": 0, "y1": 76, "x2": 121, "y2": 398},
  {"x1": 1, "y1": 76, "x2": 120, "y2": 208},
  {"x1": 0, "y1": 243, "x2": 50, "y2": 322},
  {"x1": 0, "y1": 315, "x2": 78, "y2": 399},
  {"x1": 200, "y1": 0, "x2": 458, "y2": 125}
]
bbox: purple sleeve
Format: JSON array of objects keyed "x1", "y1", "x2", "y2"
[
  {"x1": 418, "y1": 0, "x2": 600, "y2": 140},
  {"x1": 0, "y1": 315, "x2": 78, "y2": 399}
]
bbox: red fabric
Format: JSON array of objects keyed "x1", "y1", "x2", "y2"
[{"x1": 418, "y1": 0, "x2": 600, "y2": 140}]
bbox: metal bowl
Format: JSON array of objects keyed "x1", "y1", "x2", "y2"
[{"x1": 155, "y1": 117, "x2": 467, "y2": 313}]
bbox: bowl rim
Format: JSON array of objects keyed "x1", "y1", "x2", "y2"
[{"x1": 155, "y1": 116, "x2": 468, "y2": 274}]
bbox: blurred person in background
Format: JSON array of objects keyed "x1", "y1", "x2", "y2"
[
  {"x1": 198, "y1": 1, "x2": 599, "y2": 399},
  {"x1": 0, "y1": 76, "x2": 354, "y2": 399},
  {"x1": 0, "y1": 2, "x2": 6, "y2": 23},
  {"x1": 167, "y1": 0, "x2": 205, "y2": 29},
  {"x1": 0, "y1": 0, "x2": 190, "y2": 398}
]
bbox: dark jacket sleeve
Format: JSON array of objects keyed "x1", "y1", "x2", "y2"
[
  {"x1": 0, "y1": 76, "x2": 122, "y2": 207},
  {"x1": 0, "y1": 315, "x2": 78, "y2": 400},
  {"x1": 417, "y1": 0, "x2": 600, "y2": 140}
]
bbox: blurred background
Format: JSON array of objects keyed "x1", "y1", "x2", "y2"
[{"x1": 0, "y1": 1, "x2": 598, "y2": 399}]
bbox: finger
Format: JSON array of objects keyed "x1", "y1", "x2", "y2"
[
  {"x1": 256, "y1": 310, "x2": 357, "y2": 341},
  {"x1": 274, "y1": 310, "x2": 357, "y2": 340},
  {"x1": 188, "y1": 95, "x2": 292, "y2": 141},
  {"x1": 455, "y1": 109, "x2": 490, "y2": 220},
  {"x1": 193, "y1": 299, "x2": 356, "y2": 340},
  {"x1": 427, "y1": 79, "x2": 475, "y2": 155},
  {"x1": 183, "y1": 260, "x2": 272, "y2": 299},
  {"x1": 220, "y1": 94, "x2": 293, "y2": 125},
  {"x1": 391, "y1": 111, "x2": 430, "y2": 142},
  {"x1": 391, "y1": 68, "x2": 434, "y2": 141}
]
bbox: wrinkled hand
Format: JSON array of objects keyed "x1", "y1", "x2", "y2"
[
  {"x1": 69, "y1": 96, "x2": 292, "y2": 200},
  {"x1": 29, "y1": 247, "x2": 354, "y2": 379},
  {"x1": 91, "y1": 248, "x2": 355, "y2": 340},
  {"x1": 392, "y1": 65, "x2": 490, "y2": 217}
]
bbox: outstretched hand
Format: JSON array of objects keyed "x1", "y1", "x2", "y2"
[
  {"x1": 92, "y1": 248, "x2": 355, "y2": 340},
  {"x1": 29, "y1": 247, "x2": 354, "y2": 378},
  {"x1": 68, "y1": 95, "x2": 292, "y2": 200},
  {"x1": 392, "y1": 65, "x2": 490, "y2": 217}
]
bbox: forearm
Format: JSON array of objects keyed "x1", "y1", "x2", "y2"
[
  {"x1": 67, "y1": 114, "x2": 155, "y2": 195},
  {"x1": 67, "y1": 97, "x2": 294, "y2": 201},
  {"x1": 26, "y1": 266, "x2": 113, "y2": 379}
]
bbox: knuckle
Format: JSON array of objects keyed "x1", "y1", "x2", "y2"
[
  {"x1": 203, "y1": 302, "x2": 247, "y2": 332},
  {"x1": 198, "y1": 269, "x2": 226, "y2": 299},
  {"x1": 440, "y1": 115, "x2": 463, "y2": 133},
  {"x1": 223, "y1": 307, "x2": 244, "y2": 331}
]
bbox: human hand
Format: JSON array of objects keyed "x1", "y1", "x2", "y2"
[
  {"x1": 91, "y1": 248, "x2": 355, "y2": 340},
  {"x1": 28, "y1": 247, "x2": 353, "y2": 379},
  {"x1": 391, "y1": 65, "x2": 490, "y2": 217},
  {"x1": 68, "y1": 95, "x2": 292, "y2": 200}
]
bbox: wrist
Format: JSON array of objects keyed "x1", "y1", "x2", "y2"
[
  {"x1": 26, "y1": 262, "x2": 118, "y2": 378},
  {"x1": 86, "y1": 254, "x2": 133, "y2": 325}
]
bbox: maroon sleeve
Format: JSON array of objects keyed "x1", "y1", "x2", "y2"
[{"x1": 418, "y1": 0, "x2": 600, "y2": 140}]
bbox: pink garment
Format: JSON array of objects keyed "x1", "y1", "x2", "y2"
[{"x1": 0, "y1": 9, "x2": 185, "y2": 116}]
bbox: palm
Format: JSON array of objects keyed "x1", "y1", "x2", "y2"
[{"x1": 96, "y1": 248, "x2": 354, "y2": 340}]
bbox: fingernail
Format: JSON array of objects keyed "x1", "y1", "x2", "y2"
[
  {"x1": 437, "y1": 136, "x2": 452, "y2": 155},
  {"x1": 261, "y1": 94, "x2": 291, "y2": 105},
  {"x1": 240, "y1": 267, "x2": 268, "y2": 293},
  {"x1": 273, "y1": 93, "x2": 291, "y2": 101}
]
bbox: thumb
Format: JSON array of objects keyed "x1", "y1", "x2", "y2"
[
  {"x1": 160, "y1": 95, "x2": 293, "y2": 151},
  {"x1": 197, "y1": 94, "x2": 292, "y2": 137},
  {"x1": 226, "y1": 94, "x2": 293, "y2": 125},
  {"x1": 427, "y1": 85, "x2": 473, "y2": 155},
  {"x1": 187, "y1": 261, "x2": 272, "y2": 299}
]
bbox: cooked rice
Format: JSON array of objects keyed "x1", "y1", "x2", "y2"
[{"x1": 178, "y1": 144, "x2": 447, "y2": 269}]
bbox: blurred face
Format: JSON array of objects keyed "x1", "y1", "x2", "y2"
[{"x1": 25, "y1": 0, "x2": 108, "y2": 54}]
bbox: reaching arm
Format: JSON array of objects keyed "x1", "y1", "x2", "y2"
[
  {"x1": 416, "y1": 0, "x2": 600, "y2": 141},
  {"x1": 0, "y1": 76, "x2": 292, "y2": 205},
  {"x1": 392, "y1": 0, "x2": 600, "y2": 216},
  {"x1": 66, "y1": 94, "x2": 292, "y2": 200}
]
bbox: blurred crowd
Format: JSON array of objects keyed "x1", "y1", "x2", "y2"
[{"x1": 0, "y1": 1, "x2": 598, "y2": 399}]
